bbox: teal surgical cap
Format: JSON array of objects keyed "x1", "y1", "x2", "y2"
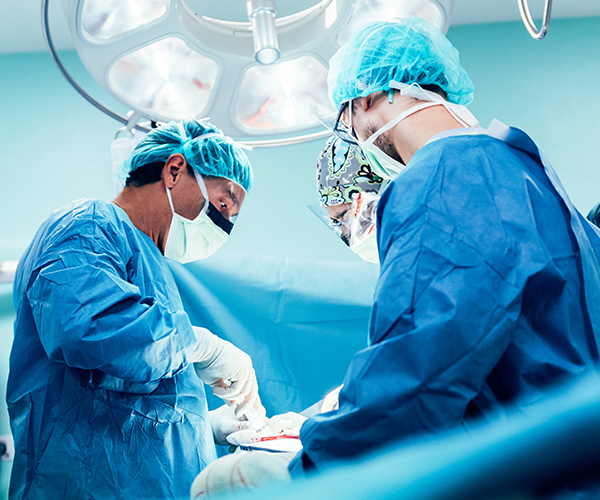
[
  {"x1": 327, "y1": 16, "x2": 474, "y2": 110},
  {"x1": 120, "y1": 119, "x2": 253, "y2": 191}
]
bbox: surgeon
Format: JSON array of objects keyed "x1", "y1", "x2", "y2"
[
  {"x1": 312, "y1": 135, "x2": 384, "y2": 263},
  {"x1": 8, "y1": 119, "x2": 264, "y2": 499},
  {"x1": 286, "y1": 18, "x2": 600, "y2": 497}
]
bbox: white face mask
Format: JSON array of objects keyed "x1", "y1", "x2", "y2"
[
  {"x1": 350, "y1": 230, "x2": 379, "y2": 263},
  {"x1": 356, "y1": 81, "x2": 479, "y2": 180},
  {"x1": 163, "y1": 170, "x2": 231, "y2": 263},
  {"x1": 348, "y1": 191, "x2": 380, "y2": 264}
]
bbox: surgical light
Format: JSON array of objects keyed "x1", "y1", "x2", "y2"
[{"x1": 46, "y1": 0, "x2": 455, "y2": 147}]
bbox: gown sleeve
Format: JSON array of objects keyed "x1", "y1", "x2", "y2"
[
  {"x1": 292, "y1": 139, "x2": 530, "y2": 473},
  {"x1": 25, "y1": 210, "x2": 198, "y2": 384}
]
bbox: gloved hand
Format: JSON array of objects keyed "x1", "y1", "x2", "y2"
[
  {"x1": 210, "y1": 399, "x2": 267, "y2": 446},
  {"x1": 190, "y1": 452, "x2": 292, "y2": 500},
  {"x1": 267, "y1": 412, "x2": 307, "y2": 435},
  {"x1": 209, "y1": 404, "x2": 252, "y2": 446},
  {"x1": 191, "y1": 326, "x2": 259, "y2": 417}
]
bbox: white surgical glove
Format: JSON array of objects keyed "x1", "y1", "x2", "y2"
[
  {"x1": 209, "y1": 400, "x2": 267, "y2": 446},
  {"x1": 267, "y1": 412, "x2": 307, "y2": 435},
  {"x1": 190, "y1": 452, "x2": 293, "y2": 500},
  {"x1": 209, "y1": 404, "x2": 252, "y2": 446},
  {"x1": 191, "y1": 326, "x2": 260, "y2": 417}
]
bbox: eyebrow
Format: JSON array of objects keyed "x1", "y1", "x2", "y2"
[
  {"x1": 332, "y1": 208, "x2": 350, "y2": 222},
  {"x1": 227, "y1": 189, "x2": 238, "y2": 207},
  {"x1": 226, "y1": 187, "x2": 241, "y2": 218}
]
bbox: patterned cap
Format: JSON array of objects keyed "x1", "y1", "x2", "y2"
[{"x1": 317, "y1": 136, "x2": 384, "y2": 207}]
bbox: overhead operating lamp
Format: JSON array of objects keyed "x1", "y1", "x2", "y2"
[{"x1": 44, "y1": 0, "x2": 455, "y2": 147}]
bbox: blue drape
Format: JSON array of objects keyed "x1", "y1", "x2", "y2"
[{"x1": 168, "y1": 253, "x2": 379, "y2": 416}]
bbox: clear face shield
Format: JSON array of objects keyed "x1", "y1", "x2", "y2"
[{"x1": 308, "y1": 190, "x2": 380, "y2": 263}]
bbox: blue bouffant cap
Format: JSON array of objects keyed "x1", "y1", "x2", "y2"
[
  {"x1": 119, "y1": 119, "x2": 253, "y2": 191},
  {"x1": 327, "y1": 17, "x2": 474, "y2": 109}
]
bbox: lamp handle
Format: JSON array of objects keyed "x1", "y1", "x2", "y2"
[{"x1": 517, "y1": 0, "x2": 553, "y2": 40}]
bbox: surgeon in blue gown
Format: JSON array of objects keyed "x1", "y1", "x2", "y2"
[
  {"x1": 286, "y1": 18, "x2": 600, "y2": 497},
  {"x1": 8, "y1": 119, "x2": 262, "y2": 499}
]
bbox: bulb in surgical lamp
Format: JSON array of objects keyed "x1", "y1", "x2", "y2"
[
  {"x1": 82, "y1": 0, "x2": 168, "y2": 40},
  {"x1": 108, "y1": 37, "x2": 219, "y2": 122},
  {"x1": 236, "y1": 56, "x2": 333, "y2": 132}
]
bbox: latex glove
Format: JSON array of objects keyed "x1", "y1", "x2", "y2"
[
  {"x1": 267, "y1": 412, "x2": 307, "y2": 435},
  {"x1": 209, "y1": 399, "x2": 268, "y2": 446},
  {"x1": 209, "y1": 404, "x2": 253, "y2": 446},
  {"x1": 190, "y1": 452, "x2": 292, "y2": 500},
  {"x1": 321, "y1": 385, "x2": 343, "y2": 413},
  {"x1": 191, "y1": 326, "x2": 259, "y2": 416}
]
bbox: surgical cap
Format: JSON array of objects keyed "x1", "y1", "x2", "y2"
[
  {"x1": 327, "y1": 16, "x2": 474, "y2": 110},
  {"x1": 119, "y1": 119, "x2": 253, "y2": 191},
  {"x1": 317, "y1": 136, "x2": 384, "y2": 207}
]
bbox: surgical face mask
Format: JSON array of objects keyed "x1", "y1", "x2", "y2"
[
  {"x1": 308, "y1": 191, "x2": 380, "y2": 263},
  {"x1": 164, "y1": 169, "x2": 233, "y2": 263},
  {"x1": 347, "y1": 191, "x2": 379, "y2": 263},
  {"x1": 349, "y1": 230, "x2": 378, "y2": 263},
  {"x1": 354, "y1": 81, "x2": 479, "y2": 180}
]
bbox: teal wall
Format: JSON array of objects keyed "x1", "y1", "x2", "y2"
[
  {"x1": 0, "y1": 14, "x2": 599, "y2": 498},
  {"x1": 2, "y1": 17, "x2": 600, "y2": 263},
  {"x1": 0, "y1": 51, "x2": 349, "y2": 265},
  {"x1": 448, "y1": 17, "x2": 600, "y2": 209}
]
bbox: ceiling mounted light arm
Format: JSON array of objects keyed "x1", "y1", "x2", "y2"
[
  {"x1": 41, "y1": 0, "x2": 151, "y2": 133},
  {"x1": 518, "y1": 0, "x2": 553, "y2": 40}
]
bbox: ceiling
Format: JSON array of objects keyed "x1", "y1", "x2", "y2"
[{"x1": 1, "y1": 0, "x2": 600, "y2": 55}]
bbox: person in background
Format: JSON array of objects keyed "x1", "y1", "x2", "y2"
[
  {"x1": 8, "y1": 119, "x2": 264, "y2": 500},
  {"x1": 313, "y1": 135, "x2": 384, "y2": 264},
  {"x1": 587, "y1": 201, "x2": 600, "y2": 228}
]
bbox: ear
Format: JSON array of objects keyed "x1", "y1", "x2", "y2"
[
  {"x1": 357, "y1": 96, "x2": 370, "y2": 112},
  {"x1": 162, "y1": 154, "x2": 188, "y2": 189},
  {"x1": 360, "y1": 91, "x2": 395, "y2": 113}
]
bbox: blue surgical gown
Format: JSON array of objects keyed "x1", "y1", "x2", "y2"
[
  {"x1": 290, "y1": 122, "x2": 600, "y2": 483},
  {"x1": 8, "y1": 199, "x2": 216, "y2": 500}
]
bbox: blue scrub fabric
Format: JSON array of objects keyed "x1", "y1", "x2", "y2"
[
  {"x1": 8, "y1": 200, "x2": 215, "y2": 500},
  {"x1": 290, "y1": 122, "x2": 600, "y2": 491}
]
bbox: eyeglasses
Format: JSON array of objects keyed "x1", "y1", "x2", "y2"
[
  {"x1": 332, "y1": 100, "x2": 359, "y2": 147},
  {"x1": 306, "y1": 202, "x2": 353, "y2": 246},
  {"x1": 333, "y1": 91, "x2": 395, "y2": 147}
]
